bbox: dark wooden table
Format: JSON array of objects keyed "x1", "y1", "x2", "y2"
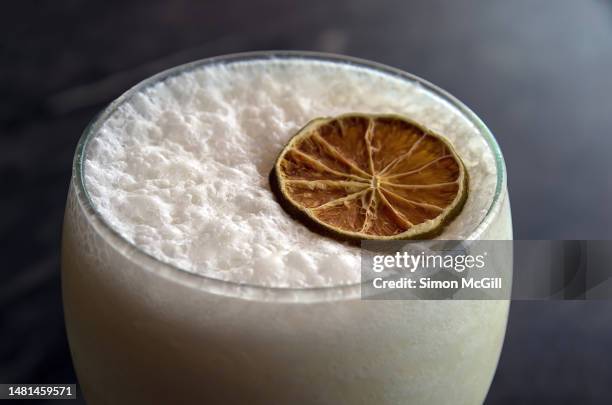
[{"x1": 2, "y1": 1, "x2": 612, "y2": 403}]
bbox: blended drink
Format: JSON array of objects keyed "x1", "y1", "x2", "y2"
[{"x1": 62, "y1": 53, "x2": 512, "y2": 404}]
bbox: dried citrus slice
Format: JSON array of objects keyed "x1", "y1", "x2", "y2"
[{"x1": 270, "y1": 113, "x2": 468, "y2": 242}]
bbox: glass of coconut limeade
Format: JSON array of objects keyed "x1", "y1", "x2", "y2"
[{"x1": 62, "y1": 51, "x2": 512, "y2": 405}]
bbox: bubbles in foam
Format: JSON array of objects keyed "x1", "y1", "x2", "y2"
[{"x1": 84, "y1": 59, "x2": 497, "y2": 288}]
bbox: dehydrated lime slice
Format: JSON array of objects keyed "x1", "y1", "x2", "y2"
[{"x1": 270, "y1": 113, "x2": 468, "y2": 242}]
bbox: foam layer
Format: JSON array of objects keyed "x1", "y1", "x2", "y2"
[{"x1": 84, "y1": 59, "x2": 497, "y2": 288}]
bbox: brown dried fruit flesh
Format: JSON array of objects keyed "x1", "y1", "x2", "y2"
[{"x1": 270, "y1": 113, "x2": 468, "y2": 242}]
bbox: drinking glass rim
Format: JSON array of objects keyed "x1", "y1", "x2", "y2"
[{"x1": 72, "y1": 50, "x2": 508, "y2": 302}]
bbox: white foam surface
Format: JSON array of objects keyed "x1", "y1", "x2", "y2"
[{"x1": 84, "y1": 59, "x2": 497, "y2": 287}]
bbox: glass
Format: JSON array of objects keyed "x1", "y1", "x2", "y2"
[{"x1": 62, "y1": 51, "x2": 512, "y2": 404}]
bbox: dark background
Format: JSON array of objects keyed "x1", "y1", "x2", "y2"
[{"x1": 2, "y1": 0, "x2": 612, "y2": 404}]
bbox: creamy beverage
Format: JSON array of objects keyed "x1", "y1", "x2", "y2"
[{"x1": 62, "y1": 52, "x2": 512, "y2": 404}]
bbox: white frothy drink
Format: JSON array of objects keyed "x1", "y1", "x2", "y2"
[
  {"x1": 62, "y1": 53, "x2": 512, "y2": 405},
  {"x1": 83, "y1": 59, "x2": 498, "y2": 288}
]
